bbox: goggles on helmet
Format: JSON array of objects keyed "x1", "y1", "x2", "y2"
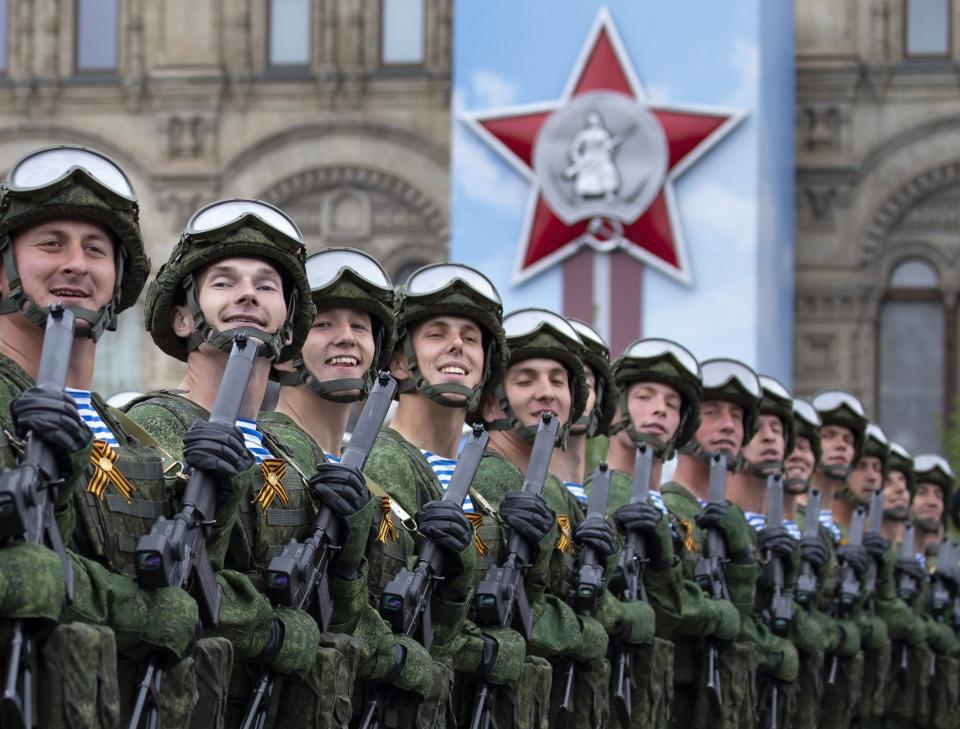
[
  {"x1": 184, "y1": 199, "x2": 305, "y2": 250},
  {"x1": 889, "y1": 442, "x2": 911, "y2": 462},
  {"x1": 913, "y1": 454, "x2": 956, "y2": 480},
  {"x1": 701, "y1": 358, "x2": 761, "y2": 398},
  {"x1": 865, "y1": 423, "x2": 889, "y2": 448},
  {"x1": 305, "y1": 247, "x2": 392, "y2": 293},
  {"x1": 569, "y1": 319, "x2": 607, "y2": 353},
  {"x1": 405, "y1": 262, "x2": 501, "y2": 305},
  {"x1": 759, "y1": 375, "x2": 790, "y2": 402},
  {"x1": 621, "y1": 338, "x2": 700, "y2": 379},
  {"x1": 792, "y1": 398, "x2": 821, "y2": 430},
  {"x1": 5, "y1": 145, "x2": 137, "y2": 204},
  {"x1": 504, "y1": 308, "x2": 582, "y2": 346},
  {"x1": 812, "y1": 390, "x2": 866, "y2": 418}
]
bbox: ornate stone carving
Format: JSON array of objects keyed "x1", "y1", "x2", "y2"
[
  {"x1": 799, "y1": 183, "x2": 851, "y2": 226},
  {"x1": 797, "y1": 331, "x2": 838, "y2": 379},
  {"x1": 801, "y1": 104, "x2": 844, "y2": 151}
]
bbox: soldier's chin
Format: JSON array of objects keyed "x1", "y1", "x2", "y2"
[
  {"x1": 882, "y1": 506, "x2": 909, "y2": 521},
  {"x1": 915, "y1": 516, "x2": 941, "y2": 533}
]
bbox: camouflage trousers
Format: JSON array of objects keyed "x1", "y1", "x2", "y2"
[
  {"x1": 758, "y1": 676, "x2": 800, "y2": 729},
  {"x1": 354, "y1": 655, "x2": 456, "y2": 729},
  {"x1": 452, "y1": 654, "x2": 553, "y2": 729},
  {"x1": 927, "y1": 654, "x2": 960, "y2": 729},
  {"x1": 548, "y1": 656, "x2": 611, "y2": 729},
  {"x1": 610, "y1": 638, "x2": 674, "y2": 729},
  {"x1": 880, "y1": 642, "x2": 932, "y2": 728},
  {"x1": 787, "y1": 649, "x2": 826, "y2": 729},
  {"x1": 819, "y1": 650, "x2": 864, "y2": 729},
  {"x1": 858, "y1": 642, "x2": 892, "y2": 723}
]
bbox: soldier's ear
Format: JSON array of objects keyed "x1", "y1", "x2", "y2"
[
  {"x1": 170, "y1": 303, "x2": 195, "y2": 338},
  {"x1": 480, "y1": 392, "x2": 504, "y2": 423},
  {"x1": 389, "y1": 350, "x2": 410, "y2": 382}
]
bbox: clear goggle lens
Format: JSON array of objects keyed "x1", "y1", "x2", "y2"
[
  {"x1": 865, "y1": 423, "x2": 888, "y2": 447},
  {"x1": 913, "y1": 454, "x2": 956, "y2": 479},
  {"x1": 792, "y1": 398, "x2": 821, "y2": 428},
  {"x1": 568, "y1": 319, "x2": 607, "y2": 350},
  {"x1": 405, "y1": 263, "x2": 501, "y2": 305},
  {"x1": 701, "y1": 358, "x2": 761, "y2": 397},
  {"x1": 759, "y1": 375, "x2": 790, "y2": 402},
  {"x1": 812, "y1": 390, "x2": 866, "y2": 418},
  {"x1": 186, "y1": 199, "x2": 304, "y2": 245},
  {"x1": 8, "y1": 146, "x2": 136, "y2": 200},
  {"x1": 305, "y1": 247, "x2": 392, "y2": 292},
  {"x1": 889, "y1": 442, "x2": 911, "y2": 461},
  {"x1": 504, "y1": 308, "x2": 583, "y2": 347},
  {"x1": 621, "y1": 338, "x2": 700, "y2": 379}
]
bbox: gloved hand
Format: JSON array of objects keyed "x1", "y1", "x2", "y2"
[
  {"x1": 862, "y1": 532, "x2": 891, "y2": 560},
  {"x1": 183, "y1": 419, "x2": 254, "y2": 480},
  {"x1": 308, "y1": 462, "x2": 373, "y2": 578},
  {"x1": 696, "y1": 501, "x2": 752, "y2": 556},
  {"x1": 837, "y1": 543, "x2": 871, "y2": 577},
  {"x1": 895, "y1": 557, "x2": 927, "y2": 585},
  {"x1": 417, "y1": 500, "x2": 473, "y2": 577},
  {"x1": 799, "y1": 535, "x2": 829, "y2": 571},
  {"x1": 499, "y1": 491, "x2": 555, "y2": 560},
  {"x1": 613, "y1": 502, "x2": 673, "y2": 567},
  {"x1": 757, "y1": 525, "x2": 798, "y2": 561},
  {"x1": 11, "y1": 386, "x2": 92, "y2": 453},
  {"x1": 572, "y1": 516, "x2": 616, "y2": 561}
]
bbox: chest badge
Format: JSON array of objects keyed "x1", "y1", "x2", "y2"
[
  {"x1": 88, "y1": 440, "x2": 134, "y2": 503},
  {"x1": 255, "y1": 459, "x2": 289, "y2": 510}
]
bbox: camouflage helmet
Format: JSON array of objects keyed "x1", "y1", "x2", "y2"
[
  {"x1": 0, "y1": 145, "x2": 150, "y2": 340},
  {"x1": 791, "y1": 398, "x2": 822, "y2": 468},
  {"x1": 913, "y1": 454, "x2": 956, "y2": 507},
  {"x1": 486, "y1": 308, "x2": 587, "y2": 443},
  {"x1": 812, "y1": 390, "x2": 868, "y2": 480},
  {"x1": 887, "y1": 441, "x2": 915, "y2": 495},
  {"x1": 393, "y1": 262, "x2": 506, "y2": 412},
  {"x1": 275, "y1": 247, "x2": 395, "y2": 402},
  {"x1": 742, "y1": 374, "x2": 796, "y2": 477},
  {"x1": 144, "y1": 199, "x2": 314, "y2": 362},
  {"x1": 861, "y1": 423, "x2": 891, "y2": 476},
  {"x1": 567, "y1": 318, "x2": 617, "y2": 437},
  {"x1": 610, "y1": 337, "x2": 702, "y2": 459}
]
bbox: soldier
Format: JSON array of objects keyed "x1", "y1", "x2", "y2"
[
  {"x1": 598, "y1": 338, "x2": 740, "y2": 729},
  {"x1": 124, "y1": 198, "x2": 375, "y2": 728},
  {"x1": 912, "y1": 455, "x2": 953, "y2": 561},
  {"x1": 362, "y1": 263, "x2": 526, "y2": 728},
  {"x1": 0, "y1": 144, "x2": 209, "y2": 727},
  {"x1": 667, "y1": 358, "x2": 786, "y2": 729},
  {"x1": 265, "y1": 246, "x2": 436, "y2": 724}
]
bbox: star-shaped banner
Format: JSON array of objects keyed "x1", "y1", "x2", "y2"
[{"x1": 461, "y1": 7, "x2": 747, "y2": 285}]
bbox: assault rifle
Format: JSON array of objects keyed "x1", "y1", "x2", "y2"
[
  {"x1": 794, "y1": 488, "x2": 822, "y2": 610},
  {"x1": 358, "y1": 423, "x2": 490, "y2": 729},
  {"x1": 611, "y1": 442, "x2": 654, "y2": 726},
  {"x1": 0, "y1": 306, "x2": 76, "y2": 729},
  {"x1": 863, "y1": 490, "x2": 885, "y2": 615},
  {"x1": 129, "y1": 333, "x2": 259, "y2": 729},
  {"x1": 692, "y1": 452, "x2": 730, "y2": 719},
  {"x1": 931, "y1": 540, "x2": 955, "y2": 619},
  {"x1": 827, "y1": 504, "x2": 866, "y2": 687},
  {"x1": 553, "y1": 462, "x2": 614, "y2": 729},
  {"x1": 895, "y1": 523, "x2": 918, "y2": 686},
  {"x1": 241, "y1": 372, "x2": 398, "y2": 729},
  {"x1": 470, "y1": 413, "x2": 559, "y2": 729},
  {"x1": 762, "y1": 473, "x2": 792, "y2": 729}
]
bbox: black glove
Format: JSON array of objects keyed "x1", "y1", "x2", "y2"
[
  {"x1": 499, "y1": 491, "x2": 555, "y2": 559},
  {"x1": 307, "y1": 462, "x2": 370, "y2": 518},
  {"x1": 573, "y1": 516, "x2": 616, "y2": 561},
  {"x1": 799, "y1": 535, "x2": 829, "y2": 571},
  {"x1": 695, "y1": 501, "x2": 752, "y2": 557},
  {"x1": 862, "y1": 532, "x2": 891, "y2": 560},
  {"x1": 183, "y1": 419, "x2": 254, "y2": 479},
  {"x1": 10, "y1": 386, "x2": 92, "y2": 453},
  {"x1": 757, "y1": 525, "x2": 798, "y2": 561},
  {"x1": 417, "y1": 500, "x2": 473, "y2": 557},
  {"x1": 837, "y1": 543, "x2": 871, "y2": 577},
  {"x1": 895, "y1": 557, "x2": 927, "y2": 584}
]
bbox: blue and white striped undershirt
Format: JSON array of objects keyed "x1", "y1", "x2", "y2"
[
  {"x1": 66, "y1": 388, "x2": 119, "y2": 448},
  {"x1": 745, "y1": 511, "x2": 802, "y2": 540},
  {"x1": 564, "y1": 481, "x2": 587, "y2": 504},
  {"x1": 324, "y1": 452, "x2": 341, "y2": 464},
  {"x1": 420, "y1": 449, "x2": 474, "y2": 513},
  {"x1": 236, "y1": 418, "x2": 275, "y2": 463},
  {"x1": 819, "y1": 509, "x2": 843, "y2": 544},
  {"x1": 649, "y1": 490, "x2": 669, "y2": 517}
]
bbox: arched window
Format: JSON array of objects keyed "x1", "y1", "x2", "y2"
[{"x1": 879, "y1": 257, "x2": 944, "y2": 452}]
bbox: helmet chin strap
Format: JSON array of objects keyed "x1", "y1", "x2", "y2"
[
  {"x1": 883, "y1": 506, "x2": 909, "y2": 522},
  {"x1": 819, "y1": 462, "x2": 851, "y2": 481},
  {"x1": 915, "y1": 516, "x2": 941, "y2": 534},
  {"x1": 679, "y1": 439, "x2": 741, "y2": 472},
  {"x1": 487, "y1": 384, "x2": 570, "y2": 448},
  {"x1": 782, "y1": 476, "x2": 809, "y2": 494},
  {"x1": 395, "y1": 332, "x2": 485, "y2": 410},
  {"x1": 742, "y1": 458, "x2": 784, "y2": 479}
]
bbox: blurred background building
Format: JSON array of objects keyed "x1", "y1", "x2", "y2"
[{"x1": 0, "y1": 0, "x2": 955, "y2": 453}]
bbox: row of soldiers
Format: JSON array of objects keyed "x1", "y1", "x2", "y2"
[{"x1": 0, "y1": 142, "x2": 956, "y2": 729}]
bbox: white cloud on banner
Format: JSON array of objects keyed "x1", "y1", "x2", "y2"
[
  {"x1": 724, "y1": 38, "x2": 759, "y2": 107},
  {"x1": 681, "y1": 178, "x2": 757, "y2": 252},
  {"x1": 470, "y1": 70, "x2": 519, "y2": 108}
]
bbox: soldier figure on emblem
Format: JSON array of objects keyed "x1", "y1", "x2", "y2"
[{"x1": 564, "y1": 111, "x2": 623, "y2": 199}]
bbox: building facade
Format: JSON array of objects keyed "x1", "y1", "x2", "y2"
[
  {"x1": 0, "y1": 0, "x2": 451, "y2": 394},
  {"x1": 795, "y1": 0, "x2": 960, "y2": 453}
]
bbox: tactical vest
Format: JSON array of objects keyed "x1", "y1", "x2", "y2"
[
  {"x1": 124, "y1": 394, "x2": 315, "y2": 589},
  {"x1": 541, "y1": 475, "x2": 580, "y2": 601}
]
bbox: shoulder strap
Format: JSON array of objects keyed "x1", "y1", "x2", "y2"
[{"x1": 122, "y1": 390, "x2": 207, "y2": 430}]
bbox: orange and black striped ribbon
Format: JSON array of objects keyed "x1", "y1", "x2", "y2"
[
  {"x1": 377, "y1": 496, "x2": 399, "y2": 544},
  {"x1": 254, "y1": 459, "x2": 289, "y2": 510},
  {"x1": 87, "y1": 440, "x2": 134, "y2": 503},
  {"x1": 556, "y1": 515, "x2": 573, "y2": 555},
  {"x1": 466, "y1": 513, "x2": 487, "y2": 557}
]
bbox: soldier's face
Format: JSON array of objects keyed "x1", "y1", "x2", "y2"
[
  {"x1": 913, "y1": 482, "x2": 944, "y2": 525},
  {"x1": 819, "y1": 425, "x2": 856, "y2": 469},
  {"x1": 882, "y1": 470, "x2": 910, "y2": 514},
  {"x1": 175, "y1": 257, "x2": 288, "y2": 341},
  {"x1": 696, "y1": 400, "x2": 744, "y2": 456},
  {"x1": 494, "y1": 358, "x2": 572, "y2": 428},
  {"x1": 570, "y1": 365, "x2": 597, "y2": 436},
  {"x1": 785, "y1": 436, "x2": 816, "y2": 483},
  {"x1": 398, "y1": 316, "x2": 485, "y2": 403},
  {"x1": 849, "y1": 455, "x2": 884, "y2": 499},
  {"x1": 4, "y1": 218, "x2": 117, "y2": 323},
  {"x1": 742, "y1": 414, "x2": 785, "y2": 466},
  {"x1": 301, "y1": 307, "x2": 375, "y2": 391},
  {"x1": 625, "y1": 381, "x2": 682, "y2": 443}
]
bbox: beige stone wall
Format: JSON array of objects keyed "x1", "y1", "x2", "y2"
[{"x1": 0, "y1": 0, "x2": 451, "y2": 395}]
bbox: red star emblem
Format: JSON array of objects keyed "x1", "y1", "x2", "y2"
[{"x1": 461, "y1": 8, "x2": 746, "y2": 285}]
